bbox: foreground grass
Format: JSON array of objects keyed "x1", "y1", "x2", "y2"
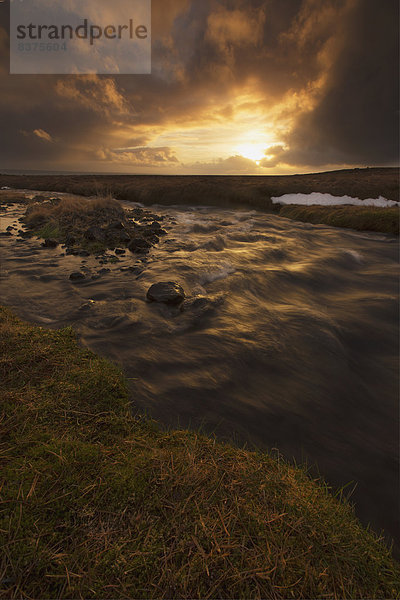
[
  {"x1": 278, "y1": 205, "x2": 399, "y2": 235},
  {"x1": 0, "y1": 307, "x2": 399, "y2": 599}
]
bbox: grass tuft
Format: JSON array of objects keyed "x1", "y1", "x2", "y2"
[
  {"x1": 23, "y1": 195, "x2": 127, "y2": 252},
  {"x1": 0, "y1": 306, "x2": 399, "y2": 599}
]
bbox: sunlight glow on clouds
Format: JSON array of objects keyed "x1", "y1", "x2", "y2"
[{"x1": 0, "y1": 0, "x2": 398, "y2": 173}]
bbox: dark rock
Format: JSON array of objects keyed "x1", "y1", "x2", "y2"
[
  {"x1": 149, "y1": 221, "x2": 162, "y2": 231},
  {"x1": 6, "y1": 226, "x2": 14, "y2": 231},
  {"x1": 0, "y1": 231, "x2": 12, "y2": 236},
  {"x1": 41, "y1": 238, "x2": 59, "y2": 248},
  {"x1": 69, "y1": 272, "x2": 86, "y2": 282},
  {"x1": 128, "y1": 237, "x2": 152, "y2": 253},
  {"x1": 115, "y1": 248, "x2": 126, "y2": 255},
  {"x1": 65, "y1": 248, "x2": 80, "y2": 256},
  {"x1": 147, "y1": 281, "x2": 185, "y2": 305},
  {"x1": 98, "y1": 268, "x2": 111, "y2": 275},
  {"x1": 84, "y1": 226, "x2": 105, "y2": 242},
  {"x1": 142, "y1": 231, "x2": 160, "y2": 245},
  {"x1": 79, "y1": 250, "x2": 90, "y2": 257},
  {"x1": 130, "y1": 208, "x2": 144, "y2": 218}
]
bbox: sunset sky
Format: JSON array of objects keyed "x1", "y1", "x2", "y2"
[{"x1": 0, "y1": 0, "x2": 398, "y2": 175}]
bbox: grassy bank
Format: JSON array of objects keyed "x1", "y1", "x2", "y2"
[
  {"x1": 1, "y1": 167, "x2": 398, "y2": 234},
  {"x1": 279, "y1": 205, "x2": 399, "y2": 235},
  {"x1": 1, "y1": 306, "x2": 399, "y2": 599}
]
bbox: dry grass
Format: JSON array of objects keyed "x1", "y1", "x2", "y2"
[
  {"x1": 1, "y1": 306, "x2": 399, "y2": 599},
  {"x1": 24, "y1": 195, "x2": 124, "y2": 227},
  {"x1": 0, "y1": 167, "x2": 398, "y2": 233},
  {"x1": 21, "y1": 195, "x2": 128, "y2": 251}
]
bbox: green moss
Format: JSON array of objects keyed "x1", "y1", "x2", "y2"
[{"x1": 0, "y1": 305, "x2": 399, "y2": 599}]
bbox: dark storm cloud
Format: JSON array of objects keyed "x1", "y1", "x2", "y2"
[
  {"x1": 280, "y1": 0, "x2": 399, "y2": 167},
  {"x1": 0, "y1": 0, "x2": 398, "y2": 172}
]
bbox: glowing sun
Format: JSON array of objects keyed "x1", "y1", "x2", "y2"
[{"x1": 235, "y1": 142, "x2": 266, "y2": 163}]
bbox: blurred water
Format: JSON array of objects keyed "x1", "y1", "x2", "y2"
[{"x1": 1, "y1": 196, "x2": 398, "y2": 550}]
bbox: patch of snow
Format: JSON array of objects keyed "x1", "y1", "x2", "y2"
[{"x1": 271, "y1": 192, "x2": 399, "y2": 208}]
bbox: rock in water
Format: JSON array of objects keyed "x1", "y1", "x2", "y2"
[
  {"x1": 128, "y1": 237, "x2": 152, "y2": 253},
  {"x1": 42, "y1": 239, "x2": 59, "y2": 248},
  {"x1": 69, "y1": 272, "x2": 86, "y2": 282},
  {"x1": 147, "y1": 282, "x2": 185, "y2": 305}
]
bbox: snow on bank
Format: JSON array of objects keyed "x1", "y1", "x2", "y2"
[{"x1": 271, "y1": 192, "x2": 399, "y2": 208}]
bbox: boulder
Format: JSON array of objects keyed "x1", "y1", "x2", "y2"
[
  {"x1": 149, "y1": 220, "x2": 162, "y2": 231},
  {"x1": 42, "y1": 238, "x2": 59, "y2": 248},
  {"x1": 147, "y1": 281, "x2": 185, "y2": 305},
  {"x1": 128, "y1": 237, "x2": 152, "y2": 253},
  {"x1": 130, "y1": 208, "x2": 144, "y2": 218},
  {"x1": 69, "y1": 272, "x2": 86, "y2": 282}
]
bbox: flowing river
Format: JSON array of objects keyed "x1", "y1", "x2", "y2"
[{"x1": 1, "y1": 193, "x2": 398, "y2": 550}]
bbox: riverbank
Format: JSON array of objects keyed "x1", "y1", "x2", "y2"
[
  {"x1": 1, "y1": 305, "x2": 399, "y2": 599},
  {"x1": 1, "y1": 167, "x2": 399, "y2": 234}
]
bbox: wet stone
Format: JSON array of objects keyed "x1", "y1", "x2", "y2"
[
  {"x1": 69, "y1": 272, "x2": 86, "y2": 282},
  {"x1": 128, "y1": 237, "x2": 152, "y2": 253},
  {"x1": 147, "y1": 281, "x2": 185, "y2": 305},
  {"x1": 41, "y1": 239, "x2": 59, "y2": 248}
]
